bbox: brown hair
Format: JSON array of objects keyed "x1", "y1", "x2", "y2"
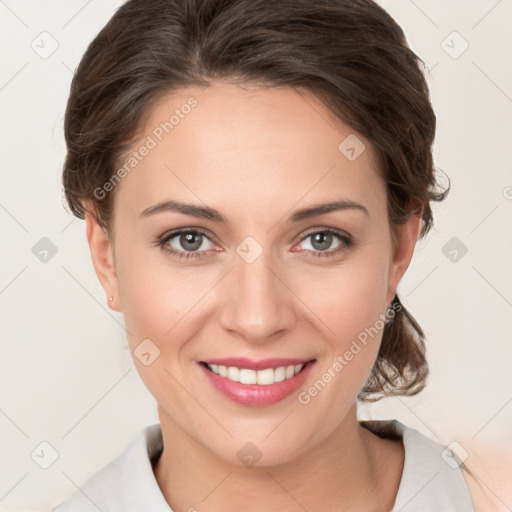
[{"x1": 62, "y1": 0, "x2": 450, "y2": 401}]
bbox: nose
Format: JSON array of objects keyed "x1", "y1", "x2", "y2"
[{"x1": 218, "y1": 244, "x2": 297, "y2": 345}]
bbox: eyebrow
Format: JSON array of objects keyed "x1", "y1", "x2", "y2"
[{"x1": 139, "y1": 198, "x2": 369, "y2": 224}]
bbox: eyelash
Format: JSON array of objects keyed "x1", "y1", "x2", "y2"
[{"x1": 156, "y1": 227, "x2": 354, "y2": 261}]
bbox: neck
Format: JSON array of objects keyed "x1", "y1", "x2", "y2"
[{"x1": 153, "y1": 402, "x2": 404, "y2": 512}]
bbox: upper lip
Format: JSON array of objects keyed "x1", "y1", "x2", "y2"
[{"x1": 200, "y1": 357, "x2": 315, "y2": 370}]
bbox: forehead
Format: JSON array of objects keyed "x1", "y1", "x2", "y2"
[{"x1": 114, "y1": 82, "x2": 386, "y2": 221}]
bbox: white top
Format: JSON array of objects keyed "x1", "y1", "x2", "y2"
[{"x1": 52, "y1": 420, "x2": 475, "y2": 511}]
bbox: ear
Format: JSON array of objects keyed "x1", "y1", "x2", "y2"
[
  {"x1": 85, "y1": 210, "x2": 121, "y2": 312},
  {"x1": 386, "y1": 206, "x2": 423, "y2": 304}
]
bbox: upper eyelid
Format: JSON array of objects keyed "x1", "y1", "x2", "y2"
[
  {"x1": 300, "y1": 227, "x2": 350, "y2": 240},
  {"x1": 161, "y1": 227, "x2": 213, "y2": 244}
]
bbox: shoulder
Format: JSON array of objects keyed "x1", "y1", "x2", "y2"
[
  {"x1": 360, "y1": 419, "x2": 476, "y2": 511},
  {"x1": 51, "y1": 446, "x2": 126, "y2": 512},
  {"x1": 52, "y1": 424, "x2": 168, "y2": 512}
]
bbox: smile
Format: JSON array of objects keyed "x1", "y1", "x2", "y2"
[
  {"x1": 204, "y1": 362, "x2": 305, "y2": 385},
  {"x1": 198, "y1": 358, "x2": 316, "y2": 406}
]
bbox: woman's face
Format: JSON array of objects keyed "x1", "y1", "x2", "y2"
[{"x1": 88, "y1": 82, "x2": 420, "y2": 466}]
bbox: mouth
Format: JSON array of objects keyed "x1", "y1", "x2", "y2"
[
  {"x1": 197, "y1": 358, "x2": 317, "y2": 406},
  {"x1": 199, "y1": 359, "x2": 315, "y2": 385}
]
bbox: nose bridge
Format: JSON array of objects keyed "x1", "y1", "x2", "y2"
[{"x1": 220, "y1": 238, "x2": 295, "y2": 342}]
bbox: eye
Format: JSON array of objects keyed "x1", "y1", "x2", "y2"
[
  {"x1": 293, "y1": 228, "x2": 353, "y2": 258},
  {"x1": 156, "y1": 227, "x2": 354, "y2": 261},
  {"x1": 157, "y1": 228, "x2": 217, "y2": 260}
]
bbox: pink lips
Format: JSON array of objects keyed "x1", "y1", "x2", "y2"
[{"x1": 198, "y1": 358, "x2": 316, "y2": 407}]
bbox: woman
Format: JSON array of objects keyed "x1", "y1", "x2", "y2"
[{"x1": 54, "y1": 0, "x2": 481, "y2": 510}]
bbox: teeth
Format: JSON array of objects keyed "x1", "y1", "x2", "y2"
[
  {"x1": 257, "y1": 368, "x2": 274, "y2": 385},
  {"x1": 274, "y1": 366, "x2": 285, "y2": 382},
  {"x1": 239, "y1": 368, "x2": 257, "y2": 385},
  {"x1": 206, "y1": 363, "x2": 305, "y2": 385},
  {"x1": 227, "y1": 366, "x2": 239, "y2": 381}
]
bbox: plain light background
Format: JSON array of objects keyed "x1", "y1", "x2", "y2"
[{"x1": 0, "y1": 0, "x2": 511, "y2": 510}]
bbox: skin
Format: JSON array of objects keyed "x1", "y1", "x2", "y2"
[{"x1": 86, "y1": 81, "x2": 423, "y2": 511}]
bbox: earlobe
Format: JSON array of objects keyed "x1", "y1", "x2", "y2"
[{"x1": 85, "y1": 211, "x2": 121, "y2": 312}]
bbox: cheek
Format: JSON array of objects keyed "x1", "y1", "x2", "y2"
[
  {"x1": 294, "y1": 254, "x2": 389, "y2": 393},
  {"x1": 114, "y1": 254, "x2": 202, "y2": 414},
  {"x1": 293, "y1": 265, "x2": 388, "y2": 436},
  {"x1": 116, "y1": 243, "x2": 205, "y2": 345},
  {"x1": 302, "y1": 258, "x2": 388, "y2": 344},
  {"x1": 118, "y1": 271, "x2": 175, "y2": 345}
]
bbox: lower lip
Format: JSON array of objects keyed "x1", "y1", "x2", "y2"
[{"x1": 198, "y1": 361, "x2": 316, "y2": 407}]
